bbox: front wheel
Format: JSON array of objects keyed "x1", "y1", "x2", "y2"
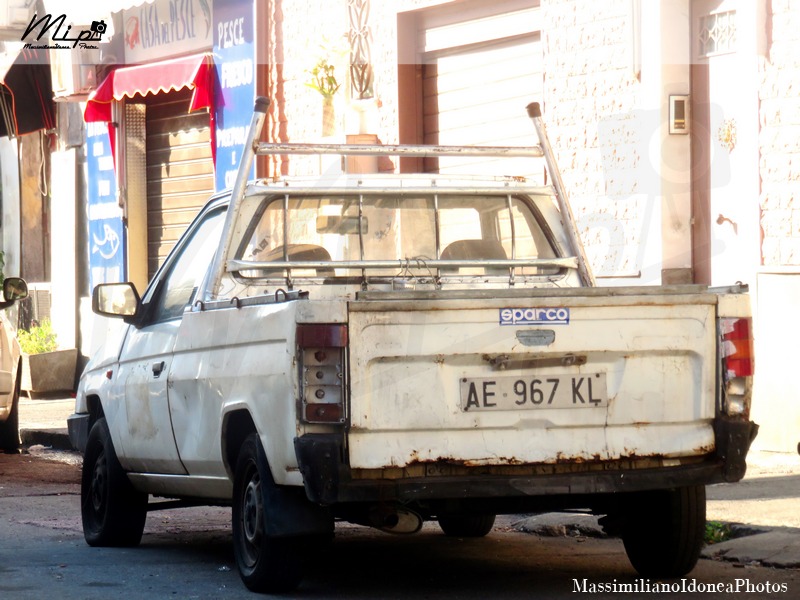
[
  {"x1": 438, "y1": 514, "x2": 496, "y2": 538},
  {"x1": 81, "y1": 417, "x2": 148, "y2": 546},
  {"x1": 621, "y1": 485, "x2": 706, "y2": 578},
  {"x1": 232, "y1": 433, "x2": 304, "y2": 593}
]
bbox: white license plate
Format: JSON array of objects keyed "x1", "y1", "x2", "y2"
[{"x1": 460, "y1": 373, "x2": 608, "y2": 411}]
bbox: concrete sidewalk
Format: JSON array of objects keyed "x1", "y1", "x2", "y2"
[
  {"x1": 16, "y1": 397, "x2": 800, "y2": 570},
  {"x1": 18, "y1": 395, "x2": 75, "y2": 450}
]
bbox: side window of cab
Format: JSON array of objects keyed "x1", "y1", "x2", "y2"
[{"x1": 146, "y1": 206, "x2": 227, "y2": 324}]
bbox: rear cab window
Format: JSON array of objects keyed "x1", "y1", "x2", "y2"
[{"x1": 220, "y1": 192, "x2": 566, "y2": 297}]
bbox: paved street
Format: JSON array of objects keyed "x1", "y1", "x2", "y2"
[
  {"x1": 706, "y1": 451, "x2": 800, "y2": 528},
  {"x1": 2, "y1": 445, "x2": 800, "y2": 599}
]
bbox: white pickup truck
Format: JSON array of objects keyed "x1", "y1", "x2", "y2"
[{"x1": 69, "y1": 98, "x2": 757, "y2": 593}]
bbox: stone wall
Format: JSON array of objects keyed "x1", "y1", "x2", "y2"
[
  {"x1": 541, "y1": 0, "x2": 646, "y2": 277},
  {"x1": 760, "y1": 0, "x2": 800, "y2": 266}
]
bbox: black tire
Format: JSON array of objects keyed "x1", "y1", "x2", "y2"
[
  {"x1": 0, "y1": 359, "x2": 21, "y2": 453},
  {"x1": 438, "y1": 514, "x2": 496, "y2": 538},
  {"x1": 621, "y1": 485, "x2": 706, "y2": 578},
  {"x1": 81, "y1": 417, "x2": 148, "y2": 547},
  {"x1": 232, "y1": 433, "x2": 304, "y2": 593}
]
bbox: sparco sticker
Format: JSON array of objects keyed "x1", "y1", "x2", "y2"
[{"x1": 499, "y1": 307, "x2": 570, "y2": 326}]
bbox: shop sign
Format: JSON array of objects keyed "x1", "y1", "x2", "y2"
[
  {"x1": 122, "y1": 0, "x2": 213, "y2": 63},
  {"x1": 86, "y1": 122, "x2": 126, "y2": 288},
  {"x1": 214, "y1": 0, "x2": 255, "y2": 191}
]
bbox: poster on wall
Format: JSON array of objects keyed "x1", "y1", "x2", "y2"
[
  {"x1": 86, "y1": 122, "x2": 125, "y2": 290},
  {"x1": 214, "y1": 0, "x2": 256, "y2": 191}
]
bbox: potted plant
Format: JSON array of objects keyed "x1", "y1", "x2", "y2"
[
  {"x1": 306, "y1": 57, "x2": 341, "y2": 136},
  {"x1": 18, "y1": 319, "x2": 78, "y2": 395}
]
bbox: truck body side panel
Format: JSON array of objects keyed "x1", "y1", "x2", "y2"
[{"x1": 169, "y1": 301, "x2": 301, "y2": 485}]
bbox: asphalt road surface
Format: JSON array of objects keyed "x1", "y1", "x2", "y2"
[{"x1": 1, "y1": 449, "x2": 799, "y2": 599}]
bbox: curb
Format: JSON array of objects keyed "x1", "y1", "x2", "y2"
[
  {"x1": 701, "y1": 527, "x2": 800, "y2": 569},
  {"x1": 20, "y1": 428, "x2": 73, "y2": 451},
  {"x1": 512, "y1": 514, "x2": 800, "y2": 570}
]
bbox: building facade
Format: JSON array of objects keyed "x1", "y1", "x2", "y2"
[{"x1": 0, "y1": 0, "x2": 794, "y2": 448}]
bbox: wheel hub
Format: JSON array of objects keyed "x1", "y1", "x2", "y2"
[
  {"x1": 91, "y1": 450, "x2": 107, "y2": 512},
  {"x1": 242, "y1": 474, "x2": 262, "y2": 546}
]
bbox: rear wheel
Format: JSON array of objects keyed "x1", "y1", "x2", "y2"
[
  {"x1": 438, "y1": 514, "x2": 496, "y2": 538},
  {"x1": 232, "y1": 433, "x2": 304, "y2": 593},
  {"x1": 621, "y1": 485, "x2": 706, "y2": 577},
  {"x1": 81, "y1": 417, "x2": 148, "y2": 546}
]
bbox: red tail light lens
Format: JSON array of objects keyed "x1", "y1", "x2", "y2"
[
  {"x1": 297, "y1": 324, "x2": 347, "y2": 424},
  {"x1": 720, "y1": 318, "x2": 754, "y2": 378}
]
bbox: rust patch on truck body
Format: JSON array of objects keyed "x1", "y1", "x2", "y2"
[{"x1": 349, "y1": 454, "x2": 711, "y2": 480}]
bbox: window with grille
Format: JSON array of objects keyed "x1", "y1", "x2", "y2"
[{"x1": 698, "y1": 10, "x2": 737, "y2": 57}]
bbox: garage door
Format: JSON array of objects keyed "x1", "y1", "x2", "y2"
[
  {"x1": 420, "y1": 3, "x2": 542, "y2": 177},
  {"x1": 145, "y1": 89, "x2": 214, "y2": 279}
]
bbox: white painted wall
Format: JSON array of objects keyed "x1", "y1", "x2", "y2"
[
  {"x1": 0, "y1": 137, "x2": 20, "y2": 278},
  {"x1": 656, "y1": 0, "x2": 692, "y2": 280},
  {"x1": 752, "y1": 272, "x2": 800, "y2": 453},
  {"x1": 753, "y1": 0, "x2": 800, "y2": 451},
  {"x1": 49, "y1": 149, "x2": 78, "y2": 350}
]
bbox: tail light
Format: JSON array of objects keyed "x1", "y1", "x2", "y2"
[
  {"x1": 720, "y1": 318, "x2": 754, "y2": 378},
  {"x1": 719, "y1": 317, "x2": 754, "y2": 416},
  {"x1": 297, "y1": 324, "x2": 348, "y2": 424}
]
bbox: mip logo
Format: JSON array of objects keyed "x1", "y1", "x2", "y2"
[
  {"x1": 21, "y1": 14, "x2": 107, "y2": 50},
  {"x1": 499, "y1": 307, "x2": 571, "y2": 326}
]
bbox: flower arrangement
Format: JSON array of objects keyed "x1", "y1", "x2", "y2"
[{"x1": 306, "y1": 58, "x2": 341, "y2": 98}]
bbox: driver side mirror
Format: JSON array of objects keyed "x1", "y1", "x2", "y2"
[
  {"x1": 92, "y1": 282, "x2": 141, "y2": 322},
  {"x1": 2, "y1": 277, "x2": 28, "y2": 303}
]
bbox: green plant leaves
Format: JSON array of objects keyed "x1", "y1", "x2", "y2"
[{"x1": 18, "y1": 319, "x2": 58, "y2": 354}]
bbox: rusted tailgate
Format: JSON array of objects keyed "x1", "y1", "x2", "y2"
[{"x1": 346, "y1": 293, "x2": 717, "y2": 470}]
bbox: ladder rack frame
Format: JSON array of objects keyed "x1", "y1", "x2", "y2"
[{"x1": 206, "y1": 97, "x2": 595, "y2": 299}]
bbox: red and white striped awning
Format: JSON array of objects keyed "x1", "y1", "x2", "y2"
[{"x1": 83, "y1": 52, "x2": 214, "y2": 123}]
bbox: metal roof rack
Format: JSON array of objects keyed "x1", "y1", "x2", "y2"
[
  {"x1": 254, "y1": 142, "x2": 544, "y2": 159},
  {"x1": 207, "y1": 97, "x2": 595, "y2": 298}
]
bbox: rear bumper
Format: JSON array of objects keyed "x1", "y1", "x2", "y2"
[{"x1": 295, "y1": 418, "x2": 759, "y2": 505}]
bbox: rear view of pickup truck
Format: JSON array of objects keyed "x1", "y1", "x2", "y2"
[{"x1": 69, "y1": 98, "x2": 757, "y2": 594}]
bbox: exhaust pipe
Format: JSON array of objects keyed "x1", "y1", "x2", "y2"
[{"x1": 369, "y1": 506, "x2": 423, "y2": 535}]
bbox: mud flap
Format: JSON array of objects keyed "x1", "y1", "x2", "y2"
[
  {"x1": 255, "y1": 436, "x2": 333, "y2": 538},
  {"x1": 294, "y1": 434, "x2": 343, "y2": 505},
  {"x1": 714, "y1": 416, "x2": 759, "y2": 482}
]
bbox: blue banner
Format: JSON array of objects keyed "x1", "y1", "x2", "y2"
[
  {"x1": 214, "y1": 0, "x2": 256, "y2": 191},
  {"x1": 86, "y1": 122, "x2": 125, "y2": 290}
]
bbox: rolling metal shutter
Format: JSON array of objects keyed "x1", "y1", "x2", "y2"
[
  {"x1": 420, "y1": 3, "x2": 542, "y2": 177},
  {"x1": 145, "y1": 89, "x2": 214, "y2": 279}
]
